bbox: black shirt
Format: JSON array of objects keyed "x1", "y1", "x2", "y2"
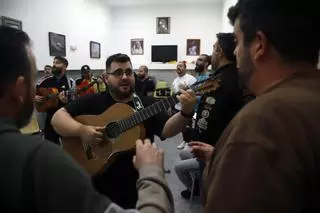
[
  {"x1": 135, "y1": 76, "x2": 155, "y2": 97},
  {"x1": 64, "y1": 92, "x2": 169, "y2": 208},
  {"x1": 194, "y1": 63, "x2": 244, "y2": 146},
  {"x1": 0, "y1": 118, "x2": 110, "y2": 212},
  {"x1": 37, "y1": 75, "x2": 74, "y2": 143}
]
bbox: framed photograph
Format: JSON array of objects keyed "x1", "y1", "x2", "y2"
[
  {"x1": 0, "y1": 16, "x2": 22, "y2": 30},
  {"x1": 186, "y1": 39, "x2": 201, "y2": 56},
  {"x1": 131, "y1": 39, "x2": 144, "y2": 55},
  {"x1": 156, "y1": 17, "x2": 170, "y2": 34},
  {"x1": 90, "y1": 41, "x2": 101, "y2": 59},
  {"x1": 48, "y1": 32, "x2": 66, "y2": 57}
]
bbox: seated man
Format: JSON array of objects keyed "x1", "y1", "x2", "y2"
[
  {"x1": 175, "y1": 33, "x2": 244, "y2": 199},
  {"x1": 135, "y1": 65, "x2": 155, "y2": 97},
  {"x1": 0, "y1": 26, "x2": 173, "y2": 213}
]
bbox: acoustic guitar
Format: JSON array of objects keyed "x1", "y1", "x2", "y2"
[
  {"x1": 35, "y1": 88, "x2": 78, "y2": 112},
  {"x1": 35, "y1": 77, "x2": 102, "y2": 112},
  {"x1": 76, "y1": 78, "x2": 100, "y2": 97},
  {"x1": 61, "y1": 74, "x2": 222, "y2": 175}
]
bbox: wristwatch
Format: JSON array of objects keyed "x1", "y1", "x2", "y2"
[{"x1": 180, "y1": 110, "x2": 194, "y2": 118}]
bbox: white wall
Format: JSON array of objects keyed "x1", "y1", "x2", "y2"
[
  {"x1": 0, "y1": 0, "x2": 111, "y2": 70},
  {"x1": 109, "y1": 3, "x2": 223, "y2": 69},
  {"x1": 221, "y1": 0, "x2": 237, "y2": 32}
]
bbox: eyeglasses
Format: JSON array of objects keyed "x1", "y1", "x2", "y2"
[{"x1": 108, "y1": 69, "x2": 133, "y2": 78}]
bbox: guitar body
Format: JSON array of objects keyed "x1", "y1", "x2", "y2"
[
  {"x1": 62, "y1": 103, "x2": 145, "y2": 175},
  {"x1": 36, "y1": 87, "x2": 60, "y2": 112}
]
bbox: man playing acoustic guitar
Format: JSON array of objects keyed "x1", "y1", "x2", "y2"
[
  {"x1": 35, "y1": 56, "x2": 75, "y2": 144},
  {"x1": 75, "y1": 65, "x2": 107, "y2": 96},
  {"x1": 51, "y1": 53, "x2": 198, "y2": 208}
]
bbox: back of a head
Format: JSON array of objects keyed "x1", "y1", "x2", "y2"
[
  {"x1": 228, "y1": 0, "x2": 320, "y2": 65},
  {"x1": 0, "y1": 26, "x2": 31, "y2": 98},
  {"x1": 217, "y1": 33, "x2": 236, "y2": 62},
  {"x1": 106, "y1": 53, "x2": 131, "y2": 71}
]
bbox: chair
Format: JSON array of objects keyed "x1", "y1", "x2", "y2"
[
  {"x1": 153, "y1": 81, "x2": 171, "y2": 100},
  {"x1": 20, "y1": 111, "x2": 40, "y2": 135},
  {"x1": 188, "y1": 170, "x2": 201, "y2": 205}
]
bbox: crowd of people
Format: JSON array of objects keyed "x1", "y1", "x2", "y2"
[{"x1": 0, "y1": 0, "x2": 319, "y2": 212}]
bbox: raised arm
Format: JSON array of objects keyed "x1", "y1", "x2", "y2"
[{"x1": 162, "y1": 89, "x2": 197, "y2": 138}]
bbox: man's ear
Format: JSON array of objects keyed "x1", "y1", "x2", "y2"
[
  {"x1": 12, "y1": 76, "x2": 26, "y2": 104},
  {"x1": 213, "y1": 44, "x2": 222, "y2": 58},
  {"x1": 252, "y1": 31, "x2": 268, "y2": 61},
  {"x1": 105, "y1": 73, "x2": 110, "y2": 83}
]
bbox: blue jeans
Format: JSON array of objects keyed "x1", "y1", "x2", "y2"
[{"x1": 174, "y1": 147, "x2": 202, "y2": 191}]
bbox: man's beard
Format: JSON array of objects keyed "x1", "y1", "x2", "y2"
[
  {"x1": 108, "y1": 83, "x2": 134, "y2": 100},
  {"x1": 16, "y1": 93, "x2": 34, "y2": 129},
  {"x1": 176, "y1": 69, "x2": 184, "y2": 75},
  {"x1": 238, "y1": 47, "x2": 254, "y2": 89},
  {"x1": 211, "y1": 55, "x2": 218, "y2": 70},
  {"x1": 52, "y1": 66, "x2": 63, "y2": 76},
  {"x1": 195, "y1": 64, "x2": 205, "y2": 73}
]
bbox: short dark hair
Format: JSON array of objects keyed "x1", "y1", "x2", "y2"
[
  {"x1": 54, "y1": 56, "x2": 68, "y2": 67},
  {"x1": 228, "y1": 0, "x2": 320, "y2": 64},
  {"x1": 44, "y1": 65, "x2": 52, "y2": 69},
  {"x1": 106, "y1": 53, "x2": 132, "y2": 71},
  {"x1": 0, "y1": 26, "x2": 31, "y2": 98},
  {"x1": 217, "y1": 33, "x2": 236, "y2": 62}
]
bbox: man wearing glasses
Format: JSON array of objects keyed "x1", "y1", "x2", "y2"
[{"x1": 51, "y1": 53, "x2": 197, "y2": 208}]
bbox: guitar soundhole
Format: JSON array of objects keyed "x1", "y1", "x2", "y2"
[{"x1": 105, "y1": 122, "x2": 121, "y2": 140}]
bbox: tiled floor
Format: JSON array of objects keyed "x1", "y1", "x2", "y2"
[{"x1": 155, "y1": 134, "x2": 203, "y2": 213}]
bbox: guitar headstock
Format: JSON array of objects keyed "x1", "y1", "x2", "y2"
[{"x1": 193, "y1": 75, "x2": 222, "y2": 95}]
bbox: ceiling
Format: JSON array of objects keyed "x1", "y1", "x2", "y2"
[{"x1": 106, "y1": 0, "x2": 222, "y2": 7}]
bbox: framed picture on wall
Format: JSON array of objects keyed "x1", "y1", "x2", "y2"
[
  {"x1": 90, "y1": 41, "x2": 101, "y2": 59},
  {"x1": 156, "y1": 17, "x2": 170, "y2": 34},
  {"x1": 131, "y1": 38, "x2": 144, "y2": 55},
  {"x1": 0, "y1": 16, "x2": 22, "y2": 30},
  {"x1": 186, "y1": 39, "x2": 201, "y2": 56},
  {"x1": 48, "y1": 32, "x2": 66, "y2": 57}
]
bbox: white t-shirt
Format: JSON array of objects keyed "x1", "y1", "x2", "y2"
[{"x1": 172, "y1": 73, "x2": 197, "y2": 110}]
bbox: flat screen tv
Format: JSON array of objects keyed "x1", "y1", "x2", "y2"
[{"x1": 151, "y1": 45, "x2": 178, "y2": 63}]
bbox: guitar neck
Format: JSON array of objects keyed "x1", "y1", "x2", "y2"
[
  {"x1": 118, "y1": 95, "x2": 178, "y2": 132},
  {"x1": 114, "y1": 73, "x2": 222, "y2": 133}
]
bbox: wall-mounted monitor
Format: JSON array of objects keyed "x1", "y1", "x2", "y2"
[{"x1": 151, "y1": 45, "x2": 178, "y2": 63}]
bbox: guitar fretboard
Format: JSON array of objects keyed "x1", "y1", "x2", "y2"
[
  {"x1": 113, "y1": 73, "x2": 221, "y2": 134},
  {"x1": 118, "y1": 95, "x2": 178, "y2": 132}
]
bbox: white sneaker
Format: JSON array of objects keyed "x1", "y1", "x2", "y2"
[{"x1": 177, "y1": 141, "x2": 186, "y2": 150}]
